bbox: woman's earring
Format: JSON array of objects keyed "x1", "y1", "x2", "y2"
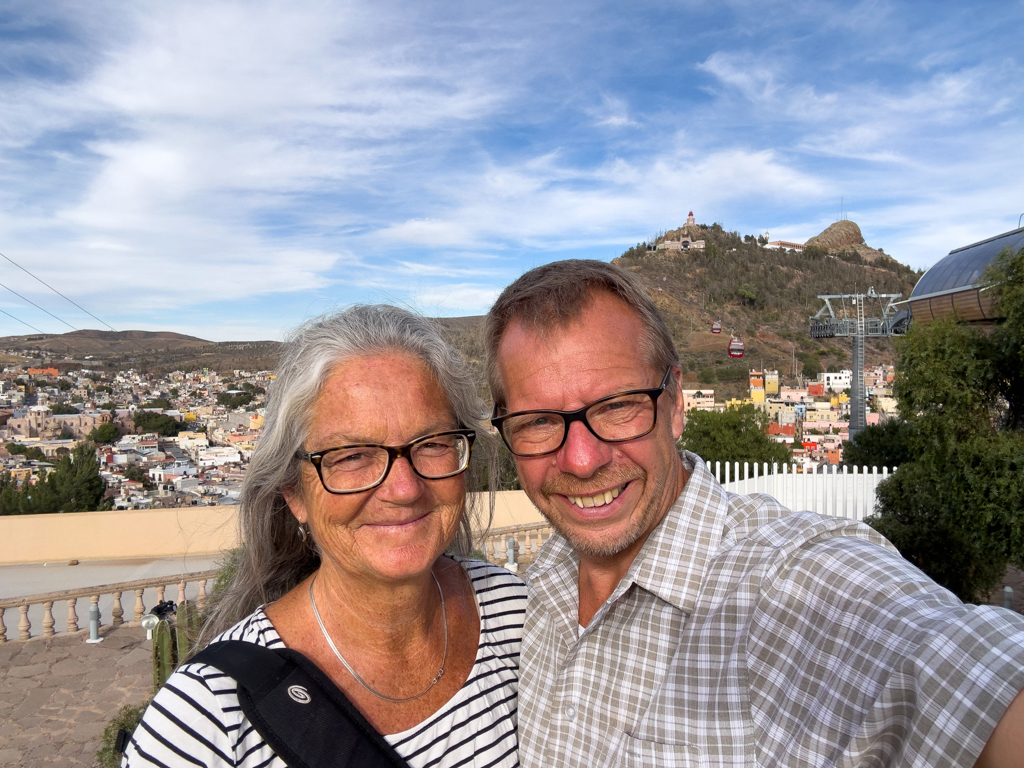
[{"x1": 298, "y1": 522, "x2": 308, "y2": 543}]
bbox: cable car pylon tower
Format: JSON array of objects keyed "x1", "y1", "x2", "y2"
[{"x1": 809, "y1": 287, "x2": 905, "y2": 439}]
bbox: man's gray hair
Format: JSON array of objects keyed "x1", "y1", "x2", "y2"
[
  {"x1": 202, "y1": 305, "x2": 495, "y2": 642},
  {"x1": 484, "y1": 259, "x2": 680, "y2": 409}
]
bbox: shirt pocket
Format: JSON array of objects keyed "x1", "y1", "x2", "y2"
[{"x1": 620, "y1": 733, "x2": 703, "y2": 768}]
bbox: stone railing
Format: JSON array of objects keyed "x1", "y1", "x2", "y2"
[
  {"x1": 477, "y1": 522, "x2": 554, "y2": 567},
  {"x1": 0, "y1": 569, "x2": 218, "y2": 643},
  {"x1": 1, "y1": 522, "x2": 557, "y2": 643}
]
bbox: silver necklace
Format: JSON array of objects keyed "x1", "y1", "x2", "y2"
[{"x1": 309, "y1": 571, "x2": 448, "y2": 703}]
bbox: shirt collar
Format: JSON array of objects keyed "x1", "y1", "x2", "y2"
[
  {"x1": 526, "y1": 451, "x2": 730, "y2": 619},
  {"x1": 628, "y1": 451, "x2": 730, "y2": 614}
]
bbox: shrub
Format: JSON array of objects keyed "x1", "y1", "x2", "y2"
[{"x1": 96, "y1": 701, "x2": 150, "y2": 768}]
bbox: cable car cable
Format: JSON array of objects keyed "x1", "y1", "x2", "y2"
[
  {"x1": 0, "y1": 281, "x2": 77, "y2": 331},
  {"x1": 0, "y1": 250, "x2": 118, "y2": 332},
  {"x1": 0, "y1": 306, "x2": 46, "y2": 334}
]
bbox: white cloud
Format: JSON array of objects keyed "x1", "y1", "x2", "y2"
[{"x1": 412, "y1": 284, "x2": 502, "y2": 313}]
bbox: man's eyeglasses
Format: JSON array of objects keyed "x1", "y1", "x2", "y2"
[
  {"x1": 298, "y1": 429, "x2": 476, "y2": 494},
  {"x1": 491, "y1": 368, "x2": 673, "y2": 458}
]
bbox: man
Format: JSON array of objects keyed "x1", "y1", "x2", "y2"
[{"x1": 484, "y1": 259, "x2": 1024, "y2": 767}]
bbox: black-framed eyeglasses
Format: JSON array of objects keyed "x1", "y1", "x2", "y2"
[
  {"x1": 297, "y1": 429, "x2": 476, "y2": 494},
  {"x1": 491, "y1": 368, "x2": 673, "y2": 458}
]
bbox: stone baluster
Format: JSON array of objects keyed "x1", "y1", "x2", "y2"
[
  {"x1": 0, "y1": 606, "x2": 7, "y2": 643},
  {"x1": 42, "y1": 601, "x2": 55, "y2": 637},
  {"x1": 19, "y1": 604, "x2": 31, "y2": 640},
  {"x1": 177, "y1": 580, "x2": 187, "y2": 605},
  {"x1": 197, "y1": 580, "x2": 208, "y2": 612},
  {"x1": 67, "y1": 598, "x2": 79, "y2": 633},
  {"x1": 530, "y1": 532, "x2": 538, "y2": 554},
  {"x1": 112, "y1": 591, "x2": 124, "y2": 627},
  {"x1": 156, "y1": 585, "x2": 166, "y2": 603},
  {"x1": 89, "y1": 594, "x2": 101, "y2": 628},
  {"x1": 134, "y1": 589, "x2": 146, "y2": 622}
]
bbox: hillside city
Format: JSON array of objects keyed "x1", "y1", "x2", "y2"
[{"x1": 0, "y1": 358, "x2": 897, "y2": 512}]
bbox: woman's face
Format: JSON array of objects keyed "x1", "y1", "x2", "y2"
[{"x1": 286, "y1": 352, "x2": 467, "y2": 584}]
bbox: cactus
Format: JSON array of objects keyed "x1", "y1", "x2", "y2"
[
  {"x1": 176, "y1": 600, "x2": 201, "y2": 662},
  {"x1": 150, "y1": 600, "x2": 204, "y2": 695},
  {"x1": 152, "y1": 619, "x2": 176, "y2": 693}
]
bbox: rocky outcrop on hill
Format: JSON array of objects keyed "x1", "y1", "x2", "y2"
[{"x1": 805, "y1": 220, "x2": 887, "y2": 262}]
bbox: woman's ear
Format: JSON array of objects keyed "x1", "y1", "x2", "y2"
[{"x1": 283, "y1": 487, "x2": 308, "y2": 525}]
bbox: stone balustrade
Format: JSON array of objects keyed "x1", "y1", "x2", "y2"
[
  {"x1": 0, "y1": 569, "x2": 218, "y2": 643},
  {"x1": 477, "y1": 522, "x2": 554, "y2": 568},
  {"x1": 0, "y1": 522, "x2": 556, "y2": 644}
]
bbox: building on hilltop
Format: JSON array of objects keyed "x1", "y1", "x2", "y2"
[
  {"x1": 656, "y1": 211, "x2": 706, "y2": 253},
  {"x1": 763, "y1": 232, "x2": 807, "y2": 252}
]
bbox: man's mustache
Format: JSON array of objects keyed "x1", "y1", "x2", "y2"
[{"x1": 540, "y1": 465, "x2": 644, "y2": 497}]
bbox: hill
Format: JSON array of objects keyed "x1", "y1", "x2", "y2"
[
  {"x1": 1, "y1": 329, "x2": 282, "y2": 376},
  {"x1": 610, "y1": 220, "x2": 919, "y2": 398},
  {"x1": 2, "y1": 222, "x2": 919, "y2": 398},
  {"x1": 0, "y1": 329, "x2": 210, "y2": 356}
]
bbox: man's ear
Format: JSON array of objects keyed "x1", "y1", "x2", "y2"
[{"x1": 669, "y1": 366, "x2": 686, "y2": 440}]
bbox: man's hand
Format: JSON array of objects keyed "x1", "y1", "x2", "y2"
[{"x1": 974, "y1": 687, "x2": 1024, "y2": 768}]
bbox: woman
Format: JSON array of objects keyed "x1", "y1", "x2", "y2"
[{"x1": 125, "y1": 306, "x2": 525, "y2": 768}]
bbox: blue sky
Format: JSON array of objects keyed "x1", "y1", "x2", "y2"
[{"x1": 0, "y1": 0, "x2": 1021, "y2": 341}]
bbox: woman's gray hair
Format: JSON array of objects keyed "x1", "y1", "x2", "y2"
[{"x1": 202, "y1": 305, "x2": 495, "y2": 641}]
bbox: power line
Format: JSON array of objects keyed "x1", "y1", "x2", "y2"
[
  {"x1": 0, "y1": 307, "x2": 45, "y2": 334},
  {"x1": 0, "y1": 280, "x2": 77, "y2": 331},
  {"x1": 0, "y1": 250, "x2": 118, "y2": 332}
]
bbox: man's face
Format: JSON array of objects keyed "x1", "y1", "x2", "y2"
[{"x1": 496, "y1": 292, "x2": 686, "y2": 559}]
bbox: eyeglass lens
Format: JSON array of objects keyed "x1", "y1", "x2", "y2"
[
  {"x1": 319, "y1": 433, "x2": 470, "y2": 492},
  {"x1": 500, "y1": 392, "x2": 656, "y2": 456}
]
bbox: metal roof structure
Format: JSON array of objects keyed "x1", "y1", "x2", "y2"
[{"x1": 906, "y1": 226, "x2": 1024, "y2": 324}]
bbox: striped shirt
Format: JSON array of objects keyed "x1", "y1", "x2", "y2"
[
  {"x1": 518, "y1": 452, "x2": 1024, "y2": 768},
  {"x1": 126, "y1": 558, "x2": 525, "y2": 768}
]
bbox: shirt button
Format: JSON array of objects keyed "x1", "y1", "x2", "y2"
[{"x1": 564, "y1": 705, "x2": 576, "y2": 721}]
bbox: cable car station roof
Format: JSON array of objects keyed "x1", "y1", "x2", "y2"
[{"x1": 907, "y1": 226, "x2": 1024, "y2": 324}]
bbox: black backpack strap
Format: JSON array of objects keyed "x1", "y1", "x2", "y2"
[{"x1": 190, "y1": 640, "x2": 411, "y2": 768}]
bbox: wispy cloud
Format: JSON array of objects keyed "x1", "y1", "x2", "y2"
[{"x1": 0, "y1": 0, "x2": 1020, "y2": 338}]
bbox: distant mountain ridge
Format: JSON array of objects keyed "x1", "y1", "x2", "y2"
[{"x1": 0, "y1": 329, "x2": 212, "y2": 356}]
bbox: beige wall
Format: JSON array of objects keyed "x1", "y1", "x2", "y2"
[{"x1": 0, "y1": 491, "x2": 544, "y2": 566}]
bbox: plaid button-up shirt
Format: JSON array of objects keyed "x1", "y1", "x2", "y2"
[{"x1": 519, "y1": 452, "x2": 1024, "y2": 768}]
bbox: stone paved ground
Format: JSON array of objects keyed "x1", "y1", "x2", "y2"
[{"x1": 0, "y1": 626, "x2": 152, "y2": 768}]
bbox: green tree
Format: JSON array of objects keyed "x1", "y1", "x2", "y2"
[
  {"x1": 986, "y1": 245, "x2": 1024, "y2": 430},
  {"x1": 866, "y1": 295, "x2": 1024, "y2": 602},
  {"x1": 56, "y1": 378, "x2": 72, "y2": 391},
  {"x1": 0, "y1": 443, "x2": 109, "y2": 515},
  {"x1": 842, "y1": 418, "x2": 917, "y2": 469},
  {"x1": 217, "y1": 392, "x2": 253, "y2": 409},
  {"x1": 123, "y1": 464, "x2": 154, "y2": 489},
  {"x1": 798, "y1": 352, "x2": 823, "y2": 378},
  {"x1": 168, "y1": 387, "x2": 179, "y2": 399},
  {"x1": 678, "y1": 404, "x2": 792, "y2": 466},
  {"x1": 697, "y1": 368, "x2": 717, "y2": 385},
  {"x1": 6, "y1": 443, "x2": 26, "y2": 455},
  {"x1": 25, "y1": 447, "x2": 46, "y2": 461},
  {"x1": 133, "y1": 411, "x2": 183, "y2": 436},
  {"x1": 142, "y1": 397, "x2": 172, "y2": 410},
  {"x1": 50, "y1": 403, "x2": 78, "y2": 415},
  {"x1": 88, "y1": 423, "x2": 120, "y2": 444}
]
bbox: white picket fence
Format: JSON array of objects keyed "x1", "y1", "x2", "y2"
[{"x1": 713, "y1": 462, "x2": 891, "y2": 521}]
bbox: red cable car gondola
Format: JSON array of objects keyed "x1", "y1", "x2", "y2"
[
  {"x1": 711, "y1": 321, "x2": 722, "y2": 334},
  {"x1": 728, "y1": 337, "x2": 745, "y2": 358}
]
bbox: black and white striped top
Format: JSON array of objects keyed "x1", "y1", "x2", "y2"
[{"x1": 124, "y1": 559, "x2": 525, "y2": 768}]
